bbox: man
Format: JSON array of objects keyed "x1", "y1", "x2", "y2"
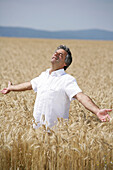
[{"x1": 0, "y1": 45, "x2": 112, "y2": 128}]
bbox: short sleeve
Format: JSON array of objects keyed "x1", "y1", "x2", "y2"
[
  {"x1": 31, "y1": 71, "x2": 46, "y2": 92},
  {"x1": 65, "y1": 77, "x2": 82, "y2": 101},
  {"x1": 31, "y1": 77, "x2": 40, "y2": 92}
]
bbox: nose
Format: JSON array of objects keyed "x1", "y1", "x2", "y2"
[
  {"x1": 54, "y1": 52, "x2": 59, "y2": 59},
  {"x1": 54, "y1": 52, "x2": 58, "y2": 56}
]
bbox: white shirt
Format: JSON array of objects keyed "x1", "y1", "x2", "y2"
[{"x1": 31, "y1": 68, "x2": 82, "y2": 128}]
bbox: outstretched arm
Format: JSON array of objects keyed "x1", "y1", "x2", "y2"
[
  {"x1": 0, "y1": 81, "x2": 32, "y2": 94},
  {"x1": 74, "y1": 92, "x2": 112, "y2": 122}
]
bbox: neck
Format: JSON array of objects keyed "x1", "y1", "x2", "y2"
[{"x1": 49, "y1": 65, "x2": 64, "y2": 74}]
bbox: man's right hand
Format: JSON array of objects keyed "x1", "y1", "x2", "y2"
[
  {"x1": 1, "y1": 81, "x2": 32, "y2": 94},
  {"x1": 0, "y1": 81, "x2": 12, "y2": 94}
]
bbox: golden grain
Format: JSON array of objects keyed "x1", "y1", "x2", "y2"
[{"x1": 0, "y1": 37, "x2": 113, "y2": 169}]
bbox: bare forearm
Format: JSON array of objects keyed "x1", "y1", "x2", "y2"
[
  {"x1": 81, "y1": 96, "x2": 100, "y2": 115},
  {"x1": 75, "y1": 92, "x2": 112, "y2": 122},
  {"x1": 9, "y1": 82, "x2": 32, "y2": 92},
  {"x1": 75, "y1": 92, "x2": 100, "y2": 115}
]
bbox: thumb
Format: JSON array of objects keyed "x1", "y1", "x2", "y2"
[
  {"x1": 8, "y1": 81, "x2": 12, "y2": 87},
  {"x1": 105, "y1": 109, "x2": 112, "y2": 112}
]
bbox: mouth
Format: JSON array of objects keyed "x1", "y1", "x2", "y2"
[{"x1": 52, "y1": 56, "x2": 59, "y2": 60}]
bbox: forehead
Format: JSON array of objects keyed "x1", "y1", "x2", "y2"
[{"x1": 56, "y1": 49, "x2": 67, "y2": 55}]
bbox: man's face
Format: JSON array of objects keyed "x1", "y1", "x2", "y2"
[{"x1": 51, "y1": 49, "x2": 67, "y2": 69}]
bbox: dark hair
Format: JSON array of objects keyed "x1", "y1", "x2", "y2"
[{"x1": 56, "y1": 45, "x2": 72, "y2": 70}]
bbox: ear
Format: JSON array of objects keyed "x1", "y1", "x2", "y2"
[{"x1": 64, "y1": 62, "x2": 67, "y2": 67}]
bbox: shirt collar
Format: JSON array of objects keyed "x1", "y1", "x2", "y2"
[{"x1": 46, "y1": 68, "x2": 66, "y2": 77}]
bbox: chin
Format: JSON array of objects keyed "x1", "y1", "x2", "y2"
[{"x1": 51, "y1": 58, "x2": 56, "y2": 63}]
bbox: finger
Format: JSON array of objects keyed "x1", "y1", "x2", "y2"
[
  {"x1": 1, "y1": 89, "x2": 7, "y2": 94},
  {"x1": 0, "y1": 89, "x2": 5, "y2": 92},
  {"x1": 107, "y1": 114, "x2": 111, "y2": 119},
  {"x1": 105, "y1": 109, "x2": 112, "y2": 112},
  {"x1": 1, "y1": 90, "x2": 6, "y2": 94},
  {"x1": 101, "y1": 115, "x2": 110, "y2": 122},
  {"x1": 102, "y1": 118, "x2": 108, "y2": 122},
  {"x1": 0, "y1": 90, "x2": 5, "y2": 94},
  {"x1": 102, "y1": 119, "x2": 106, "y2": 122}
]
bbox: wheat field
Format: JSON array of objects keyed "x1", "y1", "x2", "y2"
[{"x1": 0, "y1": 37, "x2": 113, "y2": 170}]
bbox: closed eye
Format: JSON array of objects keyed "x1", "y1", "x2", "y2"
[{"x1": 54, "y1": 52, "x2": 63, "y2": 57}]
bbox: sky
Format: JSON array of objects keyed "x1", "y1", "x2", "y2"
[{"x1": 0, "y1": 0, "x2": 113, "y2": 31}]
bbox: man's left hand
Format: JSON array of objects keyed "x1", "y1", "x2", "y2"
[{"x1": 96, "y1": 109, "x2": 112, "y2": 122}]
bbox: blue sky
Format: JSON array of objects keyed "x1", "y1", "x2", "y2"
[{"x1": 0, "y1": 0, "x2": 113, "y2": 31}]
